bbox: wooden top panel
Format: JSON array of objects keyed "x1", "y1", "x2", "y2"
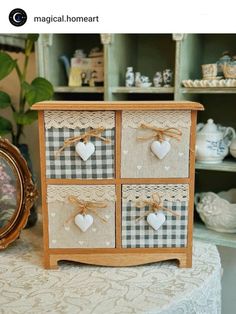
[{"x1": 32, "y1": 101, "x2": 204, "y2": 111}]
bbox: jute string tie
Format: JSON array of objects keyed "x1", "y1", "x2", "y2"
[
  {"x1": 137, "y1": 123, "x2": 182, "y2": 142},
  {"x1": 65, "y1": 195, "x2": 108, "y2": 225},
  {"x1": 55, "y1": 127, "x2": 111, "y2": 156},
  {"x1": 135, "y1": 193, "x2": 180, "y2": 222}
]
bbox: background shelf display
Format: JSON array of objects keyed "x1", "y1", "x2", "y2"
[
  {"x1": 194, "y1": 222, "x2": 236, "y2": 249},
  {"x1": 195, "y1": 160, "x2": 236, "y2": 172},
  {"x1": 54, "y1": 86, "x2": 104, "y2": 93},
  {"x1": 111, "y1": 87, "x2": 174, "y2": 94},
  {"x1": 37, "y1": 33, "x2": 236, "y2": 248}
]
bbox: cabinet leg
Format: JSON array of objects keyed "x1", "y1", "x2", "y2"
[
  {"x1": 44, "y1": 255, "x2": 59, "y2": 270},
  {"x1": 178, "y1": 255, "x2": 192, "y2": 268}
]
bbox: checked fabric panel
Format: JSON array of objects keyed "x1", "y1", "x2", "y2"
[
  {"x1": 45, "y1": 127, "x2": 115, "y2": 179},
  {"x1": 122, "y1": 200, "x2": 188, "y2": 248}
]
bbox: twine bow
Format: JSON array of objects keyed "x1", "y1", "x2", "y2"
[
  {"x1": 137, "y1": 123, "x2": 182, "y2": 142},
  {"x1": 55, "y1": 127, "x2": 111, "y2": 156},
  {"x1": 135, "y1": 193, "x2": 180, "y2": 222},
  {"x1": 64, "y1": 195, "x2": 108, "y2": 225}
]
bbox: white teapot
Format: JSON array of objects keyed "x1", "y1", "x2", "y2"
[{"x1": 196, "y1": 119, "x2": 235, "y2": 164}]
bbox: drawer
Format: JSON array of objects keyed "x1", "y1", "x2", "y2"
[
  {"x1": 47, "y1": 185, "x2": 116, "y2": 248},
  {"x1": 122, "y1": 184, "x2": 189, "y2": 248},
  {"x1": 44, "y1": 111, "x2": 115, "y2": 179},
  {"x1": 121, "y1": 110, "x2": 191, "y2": 178}
]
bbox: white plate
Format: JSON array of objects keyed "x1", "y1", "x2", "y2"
[{"x1": 182, "y1": 78, "x2": 236, "y2": 88}]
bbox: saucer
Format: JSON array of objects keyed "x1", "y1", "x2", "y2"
[
  {"x1": 140, "y1": 82, "x2": 152, "y2": 88},
  {"x1": 202, "y1": 76, "x2": 223, "y2": 80}
]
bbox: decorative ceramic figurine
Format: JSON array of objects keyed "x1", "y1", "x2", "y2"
[
  {"x1": 195, "y1": 189, "x2": 236, "y2": 233},
  {"x1": 140, "y1": 75, "x2": 152, "y2": 87},
  {"x1": 163, "y1": 69, "x2": 173, "y2": 87},
  {"x1": 125, "y1": 67, "x2": 134, "y2": 87},
  {"x1": 135, "y1": 72, "x2": 142, "y2": 87},
  {"x1": 216, "y1": 51, "x2": 232, "y2": 76},
  {"x1": 196, "y1": 119, "x2": 235, "y2": 163},
  {"x1": 74, "y1": 49, "x2": 86, "y2": 58},
  {"x1": 231, "y1": 55, "x2": 236, "y2": 66},
  {"x1": 153, "y1": 72, "x2": 163, "y2": 87}
]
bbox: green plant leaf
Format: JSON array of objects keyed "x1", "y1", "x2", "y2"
[
  {"x1": 0, "y1": 52, "x2": 15, "y2": 80},
  {"x1": 13, "y1": 110, "x2": 38, "y2": 125},
  {"x1": 25, "y1": 77, "x2": 54, "y2": 106},
  {"x1": 22, "y1": 81, "x2": 31, "y2": 93},
  {"x1": 0, "y1": 91, "x2": 11, "y2": 109},
  {"x1": 0, "y1": 116, "x2": 13, "y2": 135}
]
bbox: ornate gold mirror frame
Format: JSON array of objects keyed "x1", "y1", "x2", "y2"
[{"x1": 0, "y1": 138, "x2": 37, "y2": 249}]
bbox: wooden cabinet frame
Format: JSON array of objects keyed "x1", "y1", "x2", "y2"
[{"x1": 33, "y1": 100, "x2": 203, "y2": 269}]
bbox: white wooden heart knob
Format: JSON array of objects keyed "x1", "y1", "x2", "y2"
[
  {"x1": 147, "y1": 212, "x2": 166, "y2": 230},
  {"x1": 75, "y1": 141, "x2": 95, "y2": 161},
  {"x1": 151, "y1": 140, "x2": 171, "y2": 160},
  {"x1": 74, "y1": 214, "x2": 93, "y2": 232}
]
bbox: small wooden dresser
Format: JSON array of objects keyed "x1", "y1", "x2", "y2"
[{"x1": 33, "y1": 101, "x2": 203, "y2": 269}]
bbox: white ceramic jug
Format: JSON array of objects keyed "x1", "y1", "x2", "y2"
[{"x1": 196, "y1": 119, "x2": 235, "y2": 163}]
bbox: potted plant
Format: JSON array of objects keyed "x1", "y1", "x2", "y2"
[{"x1": 0, "y1": 34, "x2": 53, "y2": 227}]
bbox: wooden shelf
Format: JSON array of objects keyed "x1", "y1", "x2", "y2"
[
  {"x1": 181, "y1": 87, "x2": 236, "y2": 94},
  {"x1": 194, "y1": 222, "x2": 236, "y2": 248},
  {"x1": 112, "y1": 87, "x2": 174, "y2": 94},
  {"x1": 195, "y1": 160, "x2": 236, "y2": 172},
  {"x1": 54, "y1": 86, "x2": 104, "y2": 93}
]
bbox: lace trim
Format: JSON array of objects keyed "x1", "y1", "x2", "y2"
[
  {"x1": 47, "y1": 185, "x2": 116, "y2": 203},
  {"x1": 122, "y1": 110, "x2": 191, "y2": 128},
  {"x1": 122, "y1": 184, "x2": 189, "y2": 203},
  {"x1": 44, "y1": 111, "x2": 115, "y2": 129}
]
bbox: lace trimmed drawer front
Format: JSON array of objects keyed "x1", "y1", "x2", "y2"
[
  {"x1": 122, "y1": 184, "x2": 189, "y2": 248},
  {"x1": 47, "y1": 185, "x2": 116, "y2": 249},
  {"x1": 121, "y1": 110, "x2": 191, "y2": 178},
  {"x1": 44, "y1": 111, "x2": 115, "y2": 179}
]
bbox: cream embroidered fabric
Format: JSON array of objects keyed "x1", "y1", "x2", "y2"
[
  {"x1": 121, "y1": 127, "x2": 190, "y2": 178},
  {"x1": 122, "y1": 110, "x2": 191, "y2": 128},
  {"x1": 0, "y1": 219, "x2": 221, "y2": 314},
  {"x1": 44, "y1": 111, "x2": 115, "y2": 129},
  {"x1": 47, "y1": 185, "x2": 116, "y2": 203},
  {"x1": 48, "y1": 201, "x2": 115, "y2": 248},
  {"x1": 122, "y1": 184, "x2": 189, "y2": 204},
  {"x1": 47, "y1": 185, "x2": 116, "y2": 248}
]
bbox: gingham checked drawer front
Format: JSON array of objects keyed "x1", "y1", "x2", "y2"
[
  {"x1": 121, "y1": 110, "x2": 191, "y2": 178},
  {"x1": 122, "y1": 184, "x2": 189, "y2": 248},
  {"x1": 44, "y1": 111, "x2": 115, "y2": 179},
  {"x1": 47, "y1": 185, "x2": 116, "y2": 248}
]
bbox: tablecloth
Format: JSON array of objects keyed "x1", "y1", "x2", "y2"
[{"x1": 0, "y1": 219, "x2": 221, "y2": 314}]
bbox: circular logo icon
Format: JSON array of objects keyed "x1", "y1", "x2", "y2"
[{"x1": 9, "y1": 9, "x2": 27, "y2": 26}]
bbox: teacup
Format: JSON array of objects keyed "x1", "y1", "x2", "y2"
[{"x1": 201, "y1": 64, "x2": 217, "y2": 79}]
